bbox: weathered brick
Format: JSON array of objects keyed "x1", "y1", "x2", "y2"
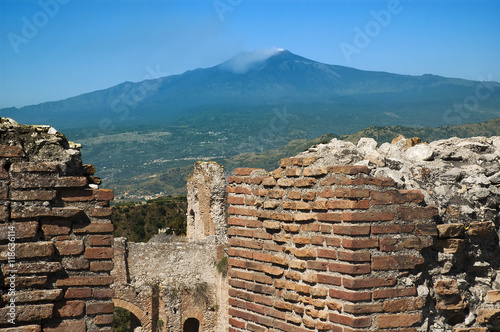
[
  {"x1": 372, "y1": 255, "x2": 424, "y2": 270},
  {"x1": 234, "y1": 168, "x2": 258, "y2": 176},
  {"x1": 371, "y1": 224, "x2": 415, "y2": 234},
  {"x1": 228, "y1": 196, "x2": 245, "y2": 205},
  {"x1": 329, "y1": 262, "x2": 371, "y2": 274},
  {"x1": 2, "y1": 289, "x2": 62, "y2": 303},
  {"x1": 307, "y1": 261, "x2": 328, "y2": 271},
  {"x1": 329, "y1": 289, "x2": 371, "y2": 302},
  {"x1": 0, "y1": 303, "x2": 53, "y2": 324},
  {"x1": 277, "y1": 178, "x2": 295, "y2": 187},
  {"x1": 342, "y1": 238, "x2": 379, "y2": 249},
  {"x1": 0, "y1": 221, "x2": 38, "y2": 240},
  {"x1": 376, "y1": 313, "x2": 421, "y2": 328},
  {"x1": 486, "y1": 290, "x2": 500, "y2": 303},
  {"x1": 7, "y1": 276, "x2": 48, "y2": 288},
  {"x1": 55, "y1": 240, "x2": 84, "y2": 256},
  {"x1": 0, "y1": 241, "x2": 54, "y2": 260},
  {"x1": 73, "y1": 222, "x2": 114, "y2": 234},
  {"x1": 90, "y1": 261, "x2": 114, "y2": 271},
  {"x1": 293, "y1": 248, "x2": 316, "y2": 258},
  {"x1": 476, "y1": 309, "x2": 500, "y2": 324},
  {"x1": 53, "y1": 300, "x2": 85, "y2": 317},
  {"x1": 335, "y1": 189, "x2": 369, "y2": 198},
  {"x1": 373, "y1": 287, "x2": 416, "y2": 299},
  {"x1": 10, "y1": 174, "x2": 87, "y2": 189},
  {"x1": 0, "y1": 325, "x2": 42, "y2": 332},
  {"x1": 303, "y1": 167, "x2": 328, "y2": 176},
  {"x1": 329, "y1": 312, "x2": 371, "y2": 328},
  {"x1": 436, "y1": 223, "x2": 465, "y2": 237},
  {"x1": 89, "y1": 234, "x2": 114, "y2": 246},
  {"x1": 0, "y1": 204, "x2": 8, "y2": 222},
  {"x1": 296, "y1": 178, "x2": 316, "y2": 187},
  {"x1": 317, "y1": 213, "x2": 341, "y2": 223},
  {"x1": 55, "y1": 276, "x2": 114, "y2": 286},
  {"x1": 317, "y1": 248, "x2": 337, "y2": 259},
  {"x1": 433, "y1": 238, "x2": 465, "y2": 253},
  {"x1": 10, "y1": 189, "x2": 57, "y2": 201},
  {"x1": 93, "y1": 289, "x2": 114, "y2": 298},
  {"x1": 338, "y1": 250, "x2": 371, "y2": 262},
  {"x1": 43, "y1": 321, "x2": 86, "y2": 332},
  {"x1": 11, "y1": 206, "x2": 83, "y2": 219},
  {"x1": 344, "y1": 303, "x2": 383, "y2": 314},
  {"x1": 434, "y1": 279, "x2": 459, "y2": 295},
  {"x1": 293, "y1": 213, "x2": 316, "y2": 222},
  {"x1": 328, "y1": 199, "x2": 369, "y2": 210},
  {"x1": 328, "y1": 165, "x2": 369, "y2": 175},
  {"x1": 63, "y1": 257, "x2": 90, "y2": 270},
  {"x1": 0, "y1": 144, "x2": 24, "y2": 157},
  {"x1": 343, "y1": 212, "x2": 395, "y2": 222},
  {"x1": 317, "y1": 274, "x2": 341, "y2": 286},
  {"x1": 383, "y1": 297, "x2": 424, "y2": 312},
  {"x1": 64, "y1": 287, "x2": 92, "y2": 298},
  {"x1": 3, "y1": 261, "x2": 62, "y2": 274},
  {"x1": 89, "y1": 207, "x2": 113, "y2": 217},
  {"x1": 86, "y1": 301, "x2": 115, "y2": 314},
  {"x1": 370, "y1": 190, "x2": 424, "y2": 205},
  {"x1": 467, "y1": 221, "x2": 494, "y2": 236},
  {"x1": 332, "y1": 224, "x2": 370, "y2": 236},
  {"x1": 398, "y1": 206, "x2": 438, "y2": 220},
  {"x1": 343, "y1": 277, "x2": 396, "y2": 289},
  {"x1": 94, "y1": 314, "x2": 115, "y2": 325}
]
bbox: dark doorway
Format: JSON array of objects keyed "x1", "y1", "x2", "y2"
[{"x1": 183, "y1": 318, "x2": 200, "y2": 332}]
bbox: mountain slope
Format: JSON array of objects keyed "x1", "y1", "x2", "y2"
[{"x1": 2, "y1": 50, "x2": 499, "y2": 132}]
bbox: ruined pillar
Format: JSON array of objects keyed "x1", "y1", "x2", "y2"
[{"x1": 186, "y1": 161, "x2": 226, "y2": 243}]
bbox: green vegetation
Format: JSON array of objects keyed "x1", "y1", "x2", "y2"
[
  {"x1": 113, "y1": 307, "x2": 130, "y2": 332},
  {"x1": 112, "y1": 195, "x2": 187, "y2": 242},
  {"x1": 216, "y1": 256, "x2": 228, "y2": 277}
]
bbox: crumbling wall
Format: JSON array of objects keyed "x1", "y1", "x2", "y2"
[
  {"x1": 0, "y1": 118, "x2": 115, "y2": 332},
  {"x1": 186, "y1": 161, "x2": 227, "y2": 244},
  {"x1": 226, "y1": 136, "x2": 500, "y2": 331}
]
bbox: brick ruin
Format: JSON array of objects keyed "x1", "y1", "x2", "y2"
[
  {"x1": 1, "y1": 118, "x2": 500, "y2": 332},
  {"x1": 0, "y1": 118, "x2": 115, "y2": 332}
]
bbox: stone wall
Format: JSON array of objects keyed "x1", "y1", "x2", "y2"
[
  {"x1": 226, "y1": 136, "x2": 500, "y2": 332},
  {"x1": 0, "y1": 118, "x2": 115, "y2": 332}
]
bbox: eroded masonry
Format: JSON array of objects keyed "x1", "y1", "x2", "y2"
[{"x1": 1, "y1": 118, "x2": 500, "y2": 332}]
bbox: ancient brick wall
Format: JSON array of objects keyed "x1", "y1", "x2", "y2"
[
  {"x1": 226, "y1": 136, "x2": 500, "y2": 332},
  {"x1": 0, "y1": 119, "x2": 114, "y2": 332},
  {"x1": 226, "y1": 162, "x2": 437, "y2": 331}
]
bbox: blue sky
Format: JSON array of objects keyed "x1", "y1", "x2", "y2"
[{"x1": 1, "y1": 0, "x2": 499, "y2": 108}]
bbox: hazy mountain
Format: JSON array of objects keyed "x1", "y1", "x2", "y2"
[{"x1": 2, "y1": 50, "x2": 500, "y2": 132}]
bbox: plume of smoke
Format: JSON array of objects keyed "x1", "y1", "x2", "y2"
[{"x1": 221, "y1": 47, "x2": 285, "y2": 74}]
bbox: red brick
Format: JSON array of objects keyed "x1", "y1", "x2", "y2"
[
  {"x1": 89, "y1": 207, "x2": 112, "y2": 218},
  {"x1": 228, "y1": 196, "x2": 245, "y2": 205},
  {"x1": 228, "y1": 176, "x2": 244, "y2": 184},
  {"x1": 0, "y1": 303, "x2": 53, "y2": 323},
  {"x1": 63, "y1": 258, "x2": 90, "y2": 270},
  {"x1": 335, "y1": 189, "x2": 369, "y2": 198},
  {"x1": 73, "y1": 222, "x2": 114, "y2": 234},
  {"x1": 329, "y1": 289, "x2": 371, "y2": 302},
  {"x1": 296, "y1": 178, "x2": 316, "y2": 187},
  {"x1": 55, "y1": 240, "x2": 84, "y2": 256},
  {"x1": 343, "y1": 277, "x2": 396, "y2": 289},
  {"x1": 344, "y1": 303, "x2": 383, "y2": 314},
  {"x1": 42, "y1": 321, "x2": 86, "y2": 332},
  {"x1": 332, "y1": 224, "x2": 370, "y2": 236},
  {"x1": 10, "y1": 174, "x2": 87, "y2": 189},
  {"x1": 343, "y1": 212, "x2": 395, "y2": 222},
  {"x1": 317, "y1": 213, "x2": 342, "y2": 222},
  {"x1": 329, "y1": 312, "x2": 371, "y2": 328},
  {"x1": 228, "y1": 206, "x2": 256, "y2": 216},
  {"x1": 229, "y1": 317, "x2": 246, "y2": 329},
  {"x1": 371, "y1": 224, "x2": 415, "y2": 234},
  {"x1": 3, "y1": 261, "x2": 62, "y2": 275},
  {"x1": 90, "y1": 261, "x2": 114, "y2": 271},
  {"x1": 372, "y1": 255, "x2": 424, "y2": 270},
  {"x1": 398, "y1": 206, "x2": 438, "y2": 220},
  {"x1": 53, "y1": 300, "x2": 85, "y2": 317},
  {"x1": 293, "y1": 248, "x2": 317, "y2": 258},
  {"x1": 338, "y1": 250, "x2": 371, "y2": 262},
  {"x1": 86, "y1": 301, "x2": 114, "y2": 314},
  {"x1": 228, "y1": 186, "x2": 252, "y2": 194},
  {"x1": 55, "y1": 276, "x2": 114, "y2": 287},
  {"x1": 10, "y1": 206, "x2": 82, "y2": 219},
  {"x1": 342, "y1": 238, "x2": 379, "y2": 249},
  {"x1": 414, "y1": 224, "x2": 438, "y2": 236},
  {"x1": 0, "y1": 241, "x2": 54, "y2": 260},
  {"x1": 373, "y1": 287, "x2": 416, "y2": 299},
  {"x1": 329, "y1": 262, "x2": 371, "y2": 274},
  {"x1": 328, "y1": 200, "x2": 369, "y2": 210},
  {"x1": 317, "y1": 248, "x2": 337, "y2": 259},
  {"x1": 467, "y1": 221, "x2": 495, "y2": 236},
  {"x1": 318, "y1": 189, "x2": 336, "y2": 198},
  {"x1": 89, "y1": 235, "x2": 114, "y2": 246},
  {"x1": 64, "y1": 288, "x2": 92, "y2": 298},
  {"x1": 317, "y1": 274, "x2": 342, "y2": 285},
  {"x1": 41, "y1": 219, "x2": 70, "y2": 237},
  {"x1": 376, "y1": 313, "x2": 421, "y2": 328},
  {"x1": 307, "y1": 261, "x2": 329, "y2": 271},
  {"x1": 94, "y1": 314, "x2": 115, "y2": 325},
  {"x1": 228, "y1": 248, "x2": 253, "y2": 259},
  {"x1": 437, "y1": 223, "x2": 465, "y2": 237},
  {"x1": 325, "y1": 236, "x2": 341, "y2": 246},
  {"x1": 371, "y1": 190, "x2": 424, "y2": 205},
  {"x1": 383, "y1": 297, "x2": 424, "y2": 312},
  {"x1": 0, "y1": 221, "x2": 38, "y2": 240},
  {"x1": 92, "y1": 289, "x2": 115, "y2": 298}
]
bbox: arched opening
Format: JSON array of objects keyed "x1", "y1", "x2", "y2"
[
  {"x1": 113, "y1": 299, "x2": 152, "y2": 332},
  {"x1": 183, "y1": 317, "x2": 200, "y2": 332}
]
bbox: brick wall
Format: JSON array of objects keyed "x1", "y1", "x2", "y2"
[
  {"x1": 0, "y1": 122, "x2": 114, "y2": 332},
  {"x1": 226, "y1": 158, "x2": 438, "y2": 331}
]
